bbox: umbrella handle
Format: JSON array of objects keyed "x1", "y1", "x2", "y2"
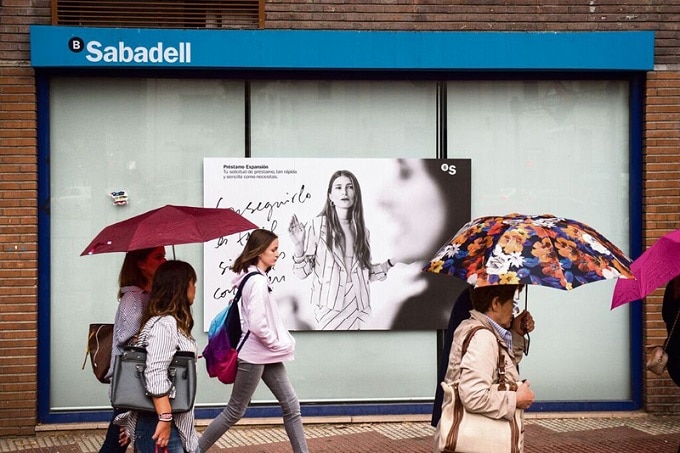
[{"x1": 523, "y1": 287, "x2": 530, "y2": 356}]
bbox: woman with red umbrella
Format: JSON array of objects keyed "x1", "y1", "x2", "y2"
[{"x1": 100, "y1": 246, "x2": 166, "y2": 453}]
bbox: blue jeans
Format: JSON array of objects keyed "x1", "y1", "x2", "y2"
[
  {"x1": 199, "y1": 361, "x2": 308, "y2": 453},
  {"x1": 135, "y1": 411, "x2": 185, "y2": 453},
  {"x1": 100, "y1": 408, "x2": 129, "y2": 453}
]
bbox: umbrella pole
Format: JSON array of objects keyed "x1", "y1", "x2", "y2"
[
  {"x1": 172, "y1": 245, "x2": 176, "y2": 260},
  {"x1": 523, "y1": 286, "x2": 530, "y2": 356}
]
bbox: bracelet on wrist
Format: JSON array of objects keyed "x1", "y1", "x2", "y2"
[{"x1": 158, "y1": 412, "x2": 173, "y2": 422}]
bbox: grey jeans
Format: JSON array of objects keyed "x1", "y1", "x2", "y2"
[{"x1": 198, "y1": 361, "x2": 309, "y2": 453}]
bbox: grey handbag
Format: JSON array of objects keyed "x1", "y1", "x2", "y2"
[
  {"x1": 110, "y1": 346, "x2": 196, "y2": 413},
  {"x1": 110, "y1": 318, "x2": 196, "y2": 413}
]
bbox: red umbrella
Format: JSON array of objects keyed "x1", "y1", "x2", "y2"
[
  {"x1": 81, "y1": 204, "x2": 257, "y2": 256},
  {"x1": 611, "y1": 228, "x2": 680, "y2": 309}
]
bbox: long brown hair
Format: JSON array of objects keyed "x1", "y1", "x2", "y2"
[
  {"x1": 320, "y1": 170, "x2": 371, "y2": 268},
  {"x1": 118, "y1": 247, "x2": 158, "y2": 298},
  {"x1": 140, "y1": 260, "x2": 196, "y2": 336},
  {"x1": 232, "y1": 229, "x2": 277, "y2": 274}
]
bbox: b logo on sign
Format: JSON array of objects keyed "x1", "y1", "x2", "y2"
[{"x1": 69, "y1": 37, "x2": 85, "y2": 53}]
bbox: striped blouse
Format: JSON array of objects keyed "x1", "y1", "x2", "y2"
[
  {"x1": 106, "y1": 286, "x2": 149, "y2": 381},
  {"x1": 115, "y1": 315, "x2": 199, "y2": 452},
  {"x1": 292, "y1": 215, "x2": 390, "y2": 311}
]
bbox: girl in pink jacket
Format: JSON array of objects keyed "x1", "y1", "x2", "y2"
[{"x1": 199, "y1": 229, "x2": 309, "y2": 453}]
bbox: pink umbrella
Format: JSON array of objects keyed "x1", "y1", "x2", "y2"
[
  {"x1": 81, "y1": 204, "x2": 257, "y2": 256},
  {"x1": 611, "y1": 228, "x2": 680, "y2": 309}
]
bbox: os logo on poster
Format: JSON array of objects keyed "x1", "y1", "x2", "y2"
[{"x1": 440, "y1": 163, "x2": 457, "y2": 175}]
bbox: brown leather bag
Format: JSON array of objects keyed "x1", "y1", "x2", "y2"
[
  {"x1": 82, "y1": 323, "x2": 114, "y2": 383},
  {"x1": 647, "y1": 308, "x2": 680, "y2": 376},
  {"x1": 646, "y1": 346, "x2": 668, "y2": 375}
]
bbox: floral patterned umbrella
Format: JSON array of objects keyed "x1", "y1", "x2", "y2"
[{"x1": 424, "y1": 213, "x2": 634, "y2": 290}]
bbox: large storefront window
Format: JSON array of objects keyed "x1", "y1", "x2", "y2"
[
  {"x1": 50, "y1": 78, "x2": 246, "y2": 408},
  {"x1": 447, "y1": 80, "x2": 631, "y2": 400},
  {"x1": 49, "y1": 77, "x2": 631, "y2": 412}
]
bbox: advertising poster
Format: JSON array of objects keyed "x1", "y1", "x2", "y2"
[{"x1": 203, "y1": 158, "x2": 471, "y2": 331}]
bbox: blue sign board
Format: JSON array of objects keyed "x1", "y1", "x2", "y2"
[{"x1": 30, "y1": 26, "x2": 654, "y2": 71}]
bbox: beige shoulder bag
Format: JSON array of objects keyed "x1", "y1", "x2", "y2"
[{"x1": 434, "y1": 326, "x2": 522, "y2": 453}]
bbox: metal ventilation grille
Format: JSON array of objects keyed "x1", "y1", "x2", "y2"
[{"x1": 53, "y1": 0, "x2": 264, "y2": 29}]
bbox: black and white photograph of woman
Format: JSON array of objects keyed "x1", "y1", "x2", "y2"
[
  {"x1": 203, "y1": 157, "x2": 471, "y2": 332},
  {"x1": 288, "y1": 169, "x2": 394, "y2": 330}
]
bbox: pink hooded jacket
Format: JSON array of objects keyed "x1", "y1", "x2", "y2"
[{"x1": 234, "y1": 266, "x2": 295, "y2": 364}]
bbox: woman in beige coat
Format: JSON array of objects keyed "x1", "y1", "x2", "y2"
[{"x1": 439, "y1": 284, "x2": 535, "y2": 452}]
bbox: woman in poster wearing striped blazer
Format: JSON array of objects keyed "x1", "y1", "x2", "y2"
[{"x1": 289, "y1": 169, "x2": 393, "y2": 330}]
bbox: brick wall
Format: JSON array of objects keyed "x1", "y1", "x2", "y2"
[
  {"x1": 0, "y1": 66, "x2": 39, "y2": 438},
  {"x1": 2, "y1": 0, "x2": 680, "y2": 436},
  {"x1": 0, "y1": 0, "x2": 48, "y2": 436},
  {"x1": 644, "y1": 72, "x2": 680, "y2": 413}
]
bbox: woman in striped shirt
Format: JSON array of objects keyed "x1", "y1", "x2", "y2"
[{"x1": 116, "y1": 260, "x2": 200, "y2": 453}]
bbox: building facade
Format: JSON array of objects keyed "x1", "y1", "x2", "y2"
[{"x1": 2, "y1": 0, "x2": 680, "y2": 436}]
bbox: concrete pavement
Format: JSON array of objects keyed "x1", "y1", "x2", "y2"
[{"x1": 2, "y1": 412, "x2": 679, "y2": 452}]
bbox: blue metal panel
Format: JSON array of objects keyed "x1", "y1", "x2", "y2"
[
  {"x1": 38, "y1": 400, "x2": 641, "y2": 425},
  {"x1": 30, "y1": 26, "x2": 654, "y2": 71},
  {"x1": 36, "y1": 74, "x2": 53, "y2": 423},
  {"x1": 628, "y1": 75, "x2": 645, "y2": 409},
  {"x1": 529, "y1": 400, "x2": 639, "y2": 412}
]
